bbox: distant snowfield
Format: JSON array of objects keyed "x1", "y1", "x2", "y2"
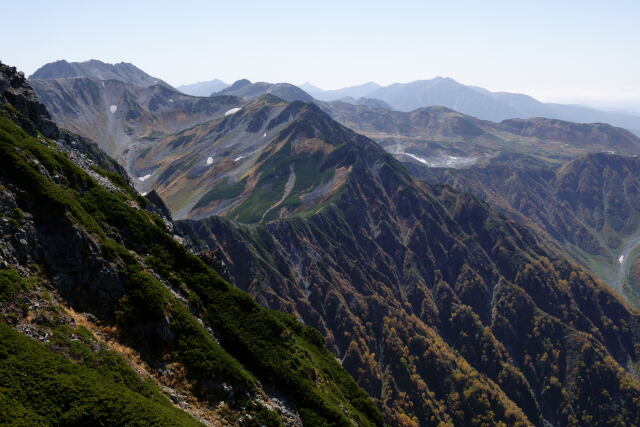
[
  {"x1": 402, "y1": 152, "x2": 477, "y2": 168},
  {"x1": 138, "y1": 174, "x2": 152, "y2": 182},
  {"x1": 225, "y1": 107, "x2": 241, "y2": 116},
  {"x1": 109, "y1": 105, "x2": 117, "y2": 113},
  {"x1": 206, "y1": 156, "x2": 213, "y2": 165}
]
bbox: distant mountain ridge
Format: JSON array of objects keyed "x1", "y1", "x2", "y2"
[
  {"x1": 214, "y1": 79, "x2": 314, "y2": 102},
  {"x1": 310, "y1": 77, "x2": 640, "y2": 135},
  {"x1": 30, "y1": 59, "x2": 172, "y2": 88},
  {"x1": 320, "y1": 101, "x2": 640, "y2": 164},
  {"x1": 177, "y1": 78, "x2": 229, "y2": 96}
]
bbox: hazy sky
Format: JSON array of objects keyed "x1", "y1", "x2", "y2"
[{"x1": 4, "y1": 0, "x2": 640, "y2": 106}]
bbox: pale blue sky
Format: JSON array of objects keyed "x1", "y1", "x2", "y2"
[{"x1": 3, "y1": 0, "x2": 640, "y2": 106}]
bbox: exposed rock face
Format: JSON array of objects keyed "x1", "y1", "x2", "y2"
[{"x1": 1, "y1": 62, "x2": 59, "y2": 139}]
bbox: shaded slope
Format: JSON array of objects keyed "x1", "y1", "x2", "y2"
[{"x1": 413, "y1": 152, "x2": 640, "y2": 306}]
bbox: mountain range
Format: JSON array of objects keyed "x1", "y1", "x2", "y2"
[
  {"x1": 17, "y1": 58, "x2": 640, "y2": 425},
  {"x1": 308, "y1": 77, "x2": 640, "y2": 135}
]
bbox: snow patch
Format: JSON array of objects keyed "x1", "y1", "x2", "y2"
[
  {"x1": 402, "y1": 152, "x2": 477, "y2": 168},
  {"x1": 206, "y1": 156, "x2": 213, "y2": 165},
  {"x1": 138, "y1": 174, "x2": 152, "y2": 182},
  {"x1": 140, "y1": 192, "x2": 148, "y2": 196},
  {"x1": 169, "y1": 98, "x2": 174, "y2": 103},
  {"x1": 263, "y1": 132, "x2": 267, "y2": 137},
  {"x1": 619, "y1": 255, "x2": 625, "y2": 264},
  {"x1": 225, "y1": 107, "x2": 241, "y2": 116},
  {"x1": 109, "y1": 105, "x2": 118, "y2": 114}
]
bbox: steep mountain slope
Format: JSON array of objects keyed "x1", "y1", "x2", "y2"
[
  {"x1": 320, "y1": 102, "x2": 640, "y2": 164},
  {"x1": 30, "y1": 59, "x2": 172, "y2": 88},
  {"x1": 171, "y1": 97, "x2": 640, "y2": 425},
  {"x1": 132, "y1": 96, "x2": 370, "y2": 221},
  {"x1": 215, "y1": 79, "x2": 314, "y2": 102},
  {"x1": 178, "y1": 79, "x2": 229, "y2": 96},
  {"x1": 411, "y1": 152, "x2": 640, "y2": 307},
  {"x1": 0, "y1": 61, "x2": 382, "y2": 426},
  {"x1": 30, "y1": 76, "x2": 241, "y2": 164}
]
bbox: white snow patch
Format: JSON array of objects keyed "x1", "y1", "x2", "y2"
[
  {"x1": 263, "y1": 132, "x2": 267, "y2": 137},
  {"x1": 225, "y1": 107, "x2": 241, "y2": 116},
  {"x1": 619, "y1": 255, "x2": 625, "y2": 264},
  {"x1": 234, "y1": 156, "x2": 245, "y2": 162},
  {"x1": 138, "y1": 174, "x2": 152, "y2": 182},
  {"x1": 402, "y1": 152, "x2": 477, "y2": 168},
  {"x1": 109, "y1": 105, "x2": 118, "y2": 114},
  {"x1": 206, "y1": 156, "x2": 213, "y2": 165},
  {"x1": 169, "y1": 98, "x2": 174, "y2": 103},
  {"x1": 140, "y1": 192, "x2": 148, "y2": 196}
]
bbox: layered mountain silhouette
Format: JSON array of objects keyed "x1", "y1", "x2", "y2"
[
  {"x1": 309, "y1": 77, "x2": 640, "y2": 135},
  {"x1": 308, "y1": 82, "x2": 382, "y2": 101},
  {"x1": 177, "y1": 78, "x2": 229, "y2": 96}
]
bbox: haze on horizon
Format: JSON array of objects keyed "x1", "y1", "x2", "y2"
[{"x1": 4, "y1": 0, "x2": 640, "y2": 109}]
